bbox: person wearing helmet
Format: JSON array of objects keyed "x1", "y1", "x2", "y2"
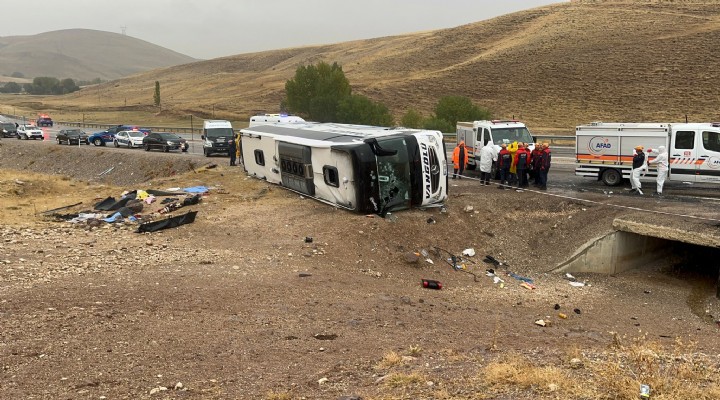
[
  {"x1": 452, "y1": 141, "x2": 468, "y2": 179},
  {"x1": 630, "y1": 145, "x2": 648, "y2": 195},
  {"x1": 648, "y1": 146, "x2": 669, "y2": 196}
]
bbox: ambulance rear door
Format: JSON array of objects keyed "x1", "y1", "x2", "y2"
[
  {"x1": 696, "y1": 127, "x2": 720, "y2": 183},
  {"x1": 669, "y1": 128, "x2": 698, "y2": 182}
]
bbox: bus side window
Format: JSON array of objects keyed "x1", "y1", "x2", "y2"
[
  {"x1": 323, "y1": 166, "x2": 339, "y2": 187},
  {"x1": 254, "y1": 150, "x2": 265, "y2": 166}
]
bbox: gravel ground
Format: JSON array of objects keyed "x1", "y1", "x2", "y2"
[{"x1": 1, "y1": 140, "x2": 719, "y2": 399}]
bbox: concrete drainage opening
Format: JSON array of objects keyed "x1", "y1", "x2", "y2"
[{"x1": 555, "y1": 230, "x2": 720, "y2": 299}]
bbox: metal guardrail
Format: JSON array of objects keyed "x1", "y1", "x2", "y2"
[{"x1": 0, "y1": 114, "x2": 202, "y2": 134}]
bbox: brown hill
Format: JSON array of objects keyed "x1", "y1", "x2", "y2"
[
  {"x1": 25, "y1": 1, "x2": 720, "y2": 132},
  {"x1": 0, "y1": 29, "x2": 197, "y2": 81}
]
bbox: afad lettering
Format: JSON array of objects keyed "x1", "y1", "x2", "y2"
[
  {"x1": 595, "y1": 143, "x2": 612, "y2": 149},
  {"x1": 421, "y1": 142, "x2": 431, "y2": 199}
]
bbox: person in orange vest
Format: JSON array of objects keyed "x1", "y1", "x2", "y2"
[{"x1": 452, "y1": 141, "x2": 468, "y2": 179}]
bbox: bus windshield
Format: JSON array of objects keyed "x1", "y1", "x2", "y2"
[
  {"x1": 205, "y1": 128, "x2": 233, "y2": 138},
  {"x1": 492, "y1": 127, "x2": 533, "y2": 145},
  {"x1": 374, "y1": 137, "x2": 412, "y2": 213}
]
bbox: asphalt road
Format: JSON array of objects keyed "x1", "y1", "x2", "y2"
[{"x1": 2, "y1": 117, "x2": 719, "y2": 201}]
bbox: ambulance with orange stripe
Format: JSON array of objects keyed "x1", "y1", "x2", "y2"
[{"x1": 575, "y1": 122, "x2": 720, "y2": 186}]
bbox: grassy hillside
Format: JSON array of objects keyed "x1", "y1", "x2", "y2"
[
  {"x1": 0, "y1": 29, "x2": 196, "y2": 81},
  {"x1": 5, "y1": 1, "x2": 720, "y2": 132}
]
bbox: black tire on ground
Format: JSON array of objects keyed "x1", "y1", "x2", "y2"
[
  {"x1": 601, "y1": 168, "x2": 623, "y2": 186},
  {"x1": 204, "y1": 149, "x2": 210, "y2": 157},
  {"x1": 114, "y1": 141, "x2": 119, "y2": 148},
  {"x1": 57, "y1": 138, "x2": 61, "y2": 145},
  {"x1": 93, "y1": 138, "x2": 103, "y2": 146},
  {"x1": 163, "y1": 146, "x2": 169, "y2": 152},
  {"x1": 128, "y1": 142, "x2": 132, "y2": 149},
  {"x1": 144, "y1": 144, "x2": 151, "y2": 151}
]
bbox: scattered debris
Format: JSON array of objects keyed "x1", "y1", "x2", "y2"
[
  {"x1": 462, "y1": 248, "x2": 476, "y2": 257},
  {"x1": 298, "y1": 273, "x2": 312, "y2": 278},
  {"x1": 404, "y1": 252, "x2": 420, "y2": 264},
  {"x1": 421, "y1": 279, "x2": 442, "y2": 290},
  {"x1": 640, "y1": 383, "x2": 651, "y2": 398},
  {"x1": 425, "y1": 259, "x2": 434, "y2": 264},
  {"x1": 574, "y1": 308, "x2": 582, "y2": 315},
  {"x1": 314, "y1": 334, "x2": 338, "y2": 341},
  {"x1": 427, "y1": 217, "x2": 436, "y2": 224},
  {"x1": 570, "y1": 358, "x2": 584, "y2": 369},
  {"x1": 534, "y1": 319, "x2": 547, "y2": 327},
  {"x1": 40, "y1": 202, "x2": 83, "y2": 215},
  {"x1": 558, "y1": 313, "x2": 568, "y2": 319},
  {"x1": 520, "y1": 282, "x2": 536, "y2": 290},
  {"x1": 98, "y1": 167, "x2": 115, "y2": 176},
  {"x1": 318, "y1": 377, "x2": 329, "y2": 385},
  {"x1": 569, "y1": 281, "x2": 586, "y2": 287},
  {"x1": 464, "y1": 205, "x2": 474, "y2": 213},
  {"x1": 137, "y1": 211, "x2": 198, "y2": 233},
  {"x1": 554, "y1": 304, "x2": 561, "y2": 310},
  {"x1": 305, "y1": 236, "x2": 313, "y2": 243}
]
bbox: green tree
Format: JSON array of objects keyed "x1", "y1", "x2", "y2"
[
  {"x1": 337, "y1": 94, "x2": 394, "y2": 126},
  {"x1": 0, "y1": 82, "x2": 21, "y2": 93},
  {"x1": 422, "y1": 116, "x2": 454, "y2": 133},
  {"x1": 154, "y1": 81, "x2": 161, "y2": 107},
  {"x1": 25, "y1": 77, "x2": 60, "y2": 94},
  {"x1": 285, "y1": 61, "x2": 351, "y2": 122},
  {"x1": 434, "y1": 95, "x2": 491, "y2": 128},
  {"x1": 59, "y1": 78, "x2": 79, "y2": 94},
  {"x1": 400, "y1": 108, "x2": 424, "y2": 128}
]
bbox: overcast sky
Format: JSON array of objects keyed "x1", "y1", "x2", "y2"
[{"x1": 1, "y1": 0, "x2": 565, "y2": 59}]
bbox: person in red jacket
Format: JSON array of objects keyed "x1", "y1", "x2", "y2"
[
  {"x1": 537, "y1": 143, "x2": 552, "y2": 190},
  {"x1": 530, "y1": 143, "x2": 543, "y2": 184},
  {"x1": 452, "y1": 141, "x2": 468, "y2": 179},
  {"x1": 513, "y1": 143, "x2": 531, "y2": 188},
  {"x1": 497, "y1": 143, "x2": 512, "y2": 189}
]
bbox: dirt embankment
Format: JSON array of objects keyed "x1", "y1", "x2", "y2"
[{"x1": 1, "y1": 142, "x2": 719, "y2": 399}]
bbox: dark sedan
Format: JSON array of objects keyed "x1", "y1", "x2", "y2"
[
  {"x1": 142, "y1": 132, "x2": 188, "y2": 152},
  {"x1": 56, "y1": 129, "x2": 89, "y2": 145}
]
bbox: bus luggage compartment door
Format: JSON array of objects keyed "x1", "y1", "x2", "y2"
[{"x1": 279, "y1": 143, "x2": 315, "y2": 196}]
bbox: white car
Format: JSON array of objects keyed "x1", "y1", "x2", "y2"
[
  {"x1": 17, "y1": 125, "x2": 44, "y2": 140},
  {"x1": 113, "y1": 130, "x2": 145, "y2": 148}
]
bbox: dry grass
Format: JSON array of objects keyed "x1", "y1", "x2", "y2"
[
  {"x1": 383, "y1": 372, "x2": 426, "y2": 388},
  {"x1": 376, "y1": 351, "x2": 404, "y2": 370},
  {"x1": 477, "y1": 335, "x2": 720, "y2": 399},
  {"x1": 264, "y1": 392, "x2": 292, "y2": 400}
]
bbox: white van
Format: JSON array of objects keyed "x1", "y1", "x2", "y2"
[
  {"x1": 249, "y1": 114, "x2": 305, "y2": 127},
  {"x1": 202, "y1": 120, "x2": 234, "y2": 157}
]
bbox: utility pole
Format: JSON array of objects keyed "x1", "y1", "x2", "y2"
[{"x1": 190, "y1": 115, "x2": 194, "y2": 141}]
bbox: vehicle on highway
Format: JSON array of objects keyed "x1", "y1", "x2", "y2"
[
  {"x1": 17, "y1": 124, "x2": 44, "y2": 140},
  {"x1": 576, "y1": 121, "x2": 720, "y2": 186},
  {"x1": 202, "y1": 120, "x2": 234, "y2": 157},
  {"x1": 56, "y1": 129, "x2": 89, "y2": 145},
  {"x1": 1, "y1": 121, "x2": 18, "y2": 138},
  {"x1": 88, "y1": 125, "x2": 151, "y2": 146},
  {"x1": 114, "y1": 130, "x2": 145, "y2": 148},
  {"x1": 456, "y1": 120, "x2": 535, "y2": 171},
  {"x1": 36, "y1": 114, "x2": 53, "y2": 127},
  {"x1": 143, "y1": 132, "x2": 188, "y2": 152}
]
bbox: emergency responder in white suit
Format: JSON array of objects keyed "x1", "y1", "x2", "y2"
[{"x1": 648, "y1": 145, "x2": 669, "y2": 196}]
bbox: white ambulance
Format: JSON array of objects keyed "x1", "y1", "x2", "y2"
[
  {"x1": 456, "y1": 120, "x2": 535, "y2": 169},
  {"x1": 201, "y1": 120, "x2": 234, "y2": 157},
  {"x1": 241, "y1": 122, "x2": 448, "y2": 215},
  {"x1": 575, "y1": 122, "x2": 720, "y2": 186}
]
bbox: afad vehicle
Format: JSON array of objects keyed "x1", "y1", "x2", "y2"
[
  {"x1": 36, "y1": 114, "x2": 53, "y2": 127},
  {"x1": 575, "y1": 122, "x2": 720, "y2": 185},
  {"x1": 241, "y1": 120, "x2": 448, "y2": 215},
  {"x1": 88, "y1": 125, "x2": 151, "y2": 146}
]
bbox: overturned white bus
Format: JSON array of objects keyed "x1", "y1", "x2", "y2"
[{"x1": 240, "y1": 122, "x2": 448, "y2": 215}]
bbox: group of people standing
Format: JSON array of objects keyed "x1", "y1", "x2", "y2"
[{"x1": 452, "y1": 141, "x2": 552, "y2": 190}]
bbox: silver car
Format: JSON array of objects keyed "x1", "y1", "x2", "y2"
[{"x1": 17, "y1": 125, "x2": 44, "y2": 140}]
